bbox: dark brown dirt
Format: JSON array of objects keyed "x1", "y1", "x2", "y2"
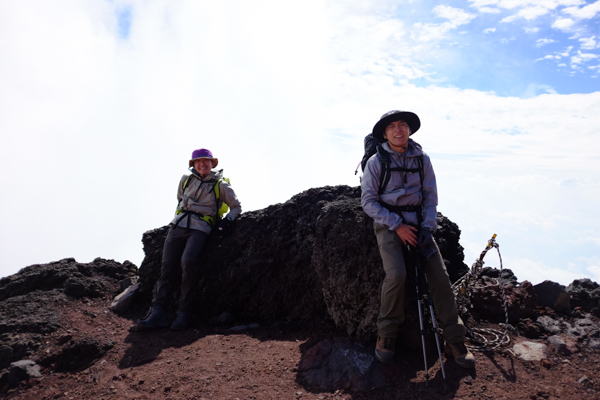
[{"x1": 3, "y1": 295, "x2": 600, "y2": 400}]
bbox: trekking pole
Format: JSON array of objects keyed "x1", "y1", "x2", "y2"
[{"x1": 407, "y1": 243, "x2": 448, "y2": 391}]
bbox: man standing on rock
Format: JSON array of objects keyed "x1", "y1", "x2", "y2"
[
  {"x1": 136, "y1": 148, "x2": 242, "y2": 331},
  {"x1": 361, "y1": 110, "x2": 475, "y2": 368}
]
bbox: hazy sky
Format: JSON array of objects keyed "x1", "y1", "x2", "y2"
[{"x1": 1, "y1": 0, "x2": 599, "y2": 286}]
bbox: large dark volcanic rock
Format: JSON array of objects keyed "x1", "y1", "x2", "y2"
[
  {"x1": 138, "y1": 185, "x2": 469, "y2": 340},
  {"x1": 0, "y1": 258, "x2": 136, "y2": 369},
  {"x1": 534, "y1": 280, "x2": 571, "y2": 314},
  {"x1": 567, "y1": 278, "x2": 600, "y2": 317}
]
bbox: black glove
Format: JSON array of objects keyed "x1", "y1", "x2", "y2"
[
  {"x1": 216, "y1": 217, "x2": 232, "y2": 233},
  {"x1": 417, "y1": 228, "x2": 438, "y2": 259}
]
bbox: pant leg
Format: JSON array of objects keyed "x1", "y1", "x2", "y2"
[
  {"x1": 421, "y1": 241, "x2": 466, "y2": 343},
  {"x1": 152, "y1": 227, "x2": 188, "y2": 308},
  {"x1": 178, "y1": 229, "x2": 208, "y2": 312},
  {"x1": 374, "y1": 222, "x2": 407, "y2": 339}
]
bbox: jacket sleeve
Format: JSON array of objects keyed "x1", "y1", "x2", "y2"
[
  {"x1": 219, "y1": 180, "x2": 242, "y2": 221},
  {"x1": 420, "y1": 154, "x2": 438, "y2": 232},
  {"x1": 360, "y1": 155, "x2": 404, "y2": 231}
]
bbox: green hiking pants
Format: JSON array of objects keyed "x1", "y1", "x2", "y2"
[{"x1": 374, "y1": 222, "x2": 466, "y2": 343}]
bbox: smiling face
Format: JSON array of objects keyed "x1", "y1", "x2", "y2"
[
  {"x1": 383, "y1": 119, "x2": 410, "y2": 152},
  {"x1": 193, "y1": 158, "x2": 214, "y2": 176}
]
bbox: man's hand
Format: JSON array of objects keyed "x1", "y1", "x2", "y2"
[
  {"x1": 395, "y1": 224, "x2": 418, "y2": 246},
  {"x1": 417, "y1": 228, "x2": 438, "y2": 258}
]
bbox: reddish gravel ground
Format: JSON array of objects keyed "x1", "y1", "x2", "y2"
[{"x1": 3, "y1": 295, "x2": 600, "y2": 400}]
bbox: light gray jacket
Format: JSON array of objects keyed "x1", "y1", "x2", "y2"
[
  {"x1": 361, "y1": 139, "x2": 438, "y2": 232},
  {"x1": 170, "y1": 168, "x2": 242, "y2": 234}
]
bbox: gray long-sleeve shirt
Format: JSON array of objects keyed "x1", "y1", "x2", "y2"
[{"x1": 360, "y1": 140, "x2": 438, "y2": 232}]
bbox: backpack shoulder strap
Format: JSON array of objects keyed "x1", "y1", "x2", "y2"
[
  {"x1": 182, "y1": 175, "x2": 192, "y2": 190},
  {"x1": 376, "y1": 144, "x2": 392, "y2": 195},
  {"x1": 376, "y1": 149, "x2": 425, "y2": 194},
  {"x1": 212, "y1": 178, "x2": 222, "y2": 200},
  {"x1": 417, "y1": 155, "x2": 424, "y2": 187}
]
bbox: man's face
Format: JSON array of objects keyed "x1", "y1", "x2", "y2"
[
  {"x1": 193, "y1": 158, "x2": 214, "y2": 175},
  {"x1": 383, "y1": 119, "x2": 410, "y2": 150}
]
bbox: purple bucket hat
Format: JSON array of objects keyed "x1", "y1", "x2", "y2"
[{"x1": 188, "y1": 148, "x2": 218, "y2": 168}]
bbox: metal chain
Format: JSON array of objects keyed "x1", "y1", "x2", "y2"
[{"x1": 451, "y1": 234, "x2": 511, "y2": 351}]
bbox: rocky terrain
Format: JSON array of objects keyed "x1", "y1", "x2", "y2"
[{"x1": 1, "y1": 185, "x2": 599, "y2": 399}]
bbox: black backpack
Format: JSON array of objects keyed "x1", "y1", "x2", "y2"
[{"x1": 357, "y1": 133, "x2": 424, "y2": 194}]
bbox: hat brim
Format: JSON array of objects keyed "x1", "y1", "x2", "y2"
[
  {"x1": 373, "y1": 111, "x2": 420, "y2": 140},
  {"x1": 189, "y1": 157, "x2": 219, "y2": 168}
]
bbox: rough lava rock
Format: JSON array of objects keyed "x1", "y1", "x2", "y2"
[
  {"x1": 0, "y1": 258, "x2": 136, "y2": 369},
  {"x1": 2, "y1": 185, "x2": 600, "y2": 395},
  {"x1": 567, "y1": 278, "x2": 600, "y2": 317},
  {"x1": 469, "y1": 277, "x2": 538, "y2": 324},
  {"x1": 138, "y1": 185, "x2": 469, "y2": 341},
  {"x1": 534, "y1": 280, "x2": 571, "y2": 315}
]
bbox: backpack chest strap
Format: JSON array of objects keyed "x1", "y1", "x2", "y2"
[{"x1": 380, "y1": 202, "x2": 424, "y2": 227}]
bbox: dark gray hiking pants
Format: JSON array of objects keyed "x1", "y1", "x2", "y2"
[
  {"x1": 374, "y1": 222, "x2": 466, "y2": 343},
  {"x1": 152, "y1": 226, "x2": 208, "y2": 312}
]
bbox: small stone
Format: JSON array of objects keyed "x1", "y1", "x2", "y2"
[
  {"x1": 463, "y1": 376, "x2": 473, "y2": 385},
  {"x1": 578, "y1": 375, "x2": 589, "y2": 384}
]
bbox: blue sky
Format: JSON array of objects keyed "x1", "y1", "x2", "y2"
[
  {"x1": 364, "y1": 1, "x2": 600, "y2": 96},
  {"x1": 0, "y1": 0, "x2": 599, "y2": 286}
]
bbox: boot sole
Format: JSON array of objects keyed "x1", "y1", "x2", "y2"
[
  {"x1": 375, "y1": 350, "x2": 395, "y2": 364},
  {"x1": 445, "y1": 351, "x2": 476, "y2": 369}
]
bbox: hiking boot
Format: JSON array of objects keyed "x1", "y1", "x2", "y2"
[
  {"x1": 170, "y1": 311, "x2": 192, "y2": 331},
  {"x1": 445, "y1": 342, "x2": 476, "y2": 368},
  {"x1": 136, "y1": 305, "x2": 170, "y2": 330},
  {"x1": 375, "y1": 336, "x2": 396, "y2": 364}
]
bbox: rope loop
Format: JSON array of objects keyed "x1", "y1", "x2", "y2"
[{"x1": 452, "y1": 234, "x2": 511, "y2": 351}]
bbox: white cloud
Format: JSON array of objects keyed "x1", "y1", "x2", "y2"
[
  {"x1": 571, "y1": 50, "x2": 599, "y2": 64},
  {"x1": 559, "y1": 46, "x2": 574, "y2": 56},
  {"x1": 552, "y1": 17, "x2": 575, "y2": 30},
  {"x1": 525, "y1": 27, "x2": 540, "y2": 33},
  {"x1": 523, "y1": 83, "x2": 558, "y2": 96},
  {"x1": 484, "y1": 27, "x2": 497, "y2": 33},
  {"x1": 535, "y1": 38, "x2": 556, "y2": 47},
  {"x1": 1, "y1": 0, "x2": 599, "y2": 291},
  {"x1": 535, "y1": 54, "x2": 558, "y2": 61},
  {"x1": 563, "y1": 2, "x2": 600, "y2": 19},
  {"x1": 501, "y1": 15, "x2": 519, "y2": 23},
  {"x1": 518, "y1": 5, "x2": 553, "y2": 20},
  {"x1": 479, "y1": 7, "x2": 502, "y2": 14},
  {"x1": 588, "y1": 265, "x2": 600, "y2": 282},
  {"x1": 469, "y1": 0, "x2": 585, "y2": 9},
  {"x1": 411, "y1": 5, "x2": 476, "y2": 43},
  {"x1": 433, "y1": 5, "x2": 477, "y2": 26},
  {"x1": 507, "y1": 258, "x2": 582, "y2": 286},
  {"x1": 579, "y1": 36, "x2": 598, "y2": 49}
]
